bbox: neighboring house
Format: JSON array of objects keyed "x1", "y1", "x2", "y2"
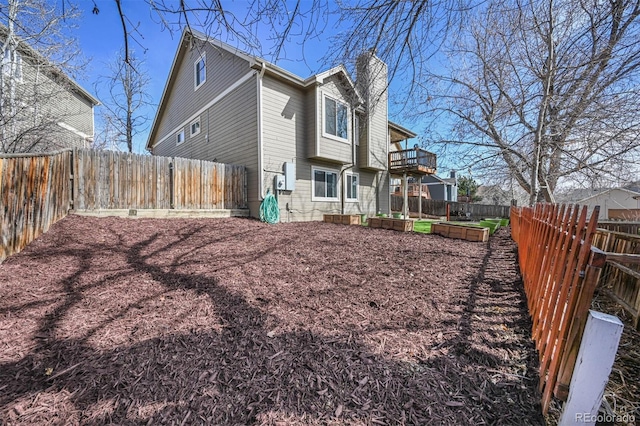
[
  {"x1": 575, "y1": 188, "x2": 640, "y2": 220},
  {"x1": 0, "y1": 25, "x2": 99, "y2": 153},
  {"x1": 421, "y1": 171, "x2": 458, "y2": 202},
  {"x1": 475, "y1": 185, "x2": 512, "y2": 206},
  {"x1": 146, "y1": 29, "x2": 435, "y2": 220}
]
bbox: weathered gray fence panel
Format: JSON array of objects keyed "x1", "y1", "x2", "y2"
[{"x1": 74, "y1": 149, "x2": 173, "y2": 210}]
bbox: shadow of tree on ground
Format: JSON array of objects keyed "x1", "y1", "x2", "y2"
[{"x1": 0, "y1": 216, "x2": 544, "y2": 425}]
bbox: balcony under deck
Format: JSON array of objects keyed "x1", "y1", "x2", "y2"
[{"x1": 389, "y1": 148, "x2": 437, "y2": 176}]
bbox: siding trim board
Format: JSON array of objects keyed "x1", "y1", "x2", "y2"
[
  {"x1": 151, "y1": 69, "x2": 256, "y2": 149},
  {"x1": 57, "y1": 122, "x2": 92, "y2": 140}
]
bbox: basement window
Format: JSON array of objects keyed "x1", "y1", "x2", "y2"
[
  {"x1": 190, "y1": 118, "x2": 201, "y2": 137},
  {"x1": 312, "y1": 167, "x2": 339, "y2": 201},
  {"x1": 345, "y1": 173, "x2": 358, "y2": 201}
]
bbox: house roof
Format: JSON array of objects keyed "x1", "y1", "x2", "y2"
[
  {"x1": 0, "y1": 25, "x2": 100, "y2": 106},
  {"x1": 422, "y1": 174, "x2": 453, "y2": 185},
  {"x1": 577, "y1": 187, "x2": 640, "y2": 204},
  {"x1": 388, "y1": 121, "x2": 417, "y2": 142},
  {"x1": 146, "y1": 28, "x2": 416, "y2": 150}
]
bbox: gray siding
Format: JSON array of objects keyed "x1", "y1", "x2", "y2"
[
  {"x1": 3, "y1": 56, "x2": 95, "y2": 151},
  {"x1": 148, "y1": 35, "x2": 396, "y2": 221},
  {"x1": 151, "y1": 38, "x2": 253, "y2": 147},
  {"x1": 262, "y1": 75, "x2": 389, "y2": 221},
  {"x1": 56, "y1": 88, "x2": 94, "y2": 136}
]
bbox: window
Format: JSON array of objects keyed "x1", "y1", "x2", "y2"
[
  {"x1": 176, "y1": 129, "x2": 185, "y2": 145},
  {"x1": 2, "y1": 49, "x2": 22, "y2": 81},
  {"x1": 312, "y1": 167, "x2": 338, "y2": 201},
  {"x1": 190, "y1": 118, "x2": 200, "y2": 136},
  {"x1": 345, "y1": 173, "x2": 358, "y2": 201},
  {"x1": 194, "y1": 54, "x2": 206, "y2": 89},
  {"x1": 323, "y1": 96, "x2": 348, "y2": 140},
  {"x1": 353, "y1": 114, "x2": 360, "y2": 165}
]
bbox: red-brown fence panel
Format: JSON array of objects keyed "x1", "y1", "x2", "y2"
[{"x1": 510, "y1": 204, "x2": 605, "y2": 414}]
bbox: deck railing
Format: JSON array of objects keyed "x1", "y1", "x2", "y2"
[{"x1": 388, "y1": 148, "x2": 436, "y2": 174}]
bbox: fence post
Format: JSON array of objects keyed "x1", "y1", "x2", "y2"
[
  {"x1": 69, "y1": 148, "x2": 75, "y2": 210},
  {"x1": 169, "y1": 159, "x2": 175, "y2": 209},
  {"x1": 558, "y1": 310, "x2": 623, "y2": 426}
]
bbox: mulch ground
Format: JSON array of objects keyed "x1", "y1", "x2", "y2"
[{"x1": 0, "y1": 215, "x2": 547, "y2": 425}]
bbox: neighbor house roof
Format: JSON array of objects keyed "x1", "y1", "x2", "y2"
[
  {"x1": 422, "y1": 174, "x2": 455, "y2": 185},
  {"x1": 0, "y1": 25, "x2": 100, "y2": 106},
  {"x1": 577, "y1": 187, "x2": 640, "y2": 203}
]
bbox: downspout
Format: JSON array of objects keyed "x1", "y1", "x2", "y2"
[
  {"x1": 257, "y1": 61, "x2": 266, "y2": 199},
  {"x1": 340, "y1": 110, "x2": 357, "y2": 215}
]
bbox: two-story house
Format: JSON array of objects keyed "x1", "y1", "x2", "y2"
[
  {"x1": 0, "y1": 25, "x2": 99, "y2": 153},
  {"x1": 146, "y1": 29, "x2": 436, "y2": 220}
]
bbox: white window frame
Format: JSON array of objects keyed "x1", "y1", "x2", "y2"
[
  {"x1": 2, "y1": 49, "x2": 22, "y2": 82},
  {"x1": 190, "y1": 117, "x2": 201, "y2": 137},
  {"x1": 311, "y1": 166, "x2": 339, "y2": 202},
  {"x1": 345, "y1": 172, "x2": 359, "y2": 202},
  {"x1": 322, "y1": 94, "x2": 349, "y2": 143},
  {"x1": 176, "y1": 129, "x2": 185, "y2": 145},
  {"x1": 194, "y1": 53, "x2": 206, "y2": 90}
]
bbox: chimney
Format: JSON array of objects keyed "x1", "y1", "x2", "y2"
[
  {"x1": 355, "y1": 49, "x2": 388, "y2": 171},
  {"x1": 450, "y1": 170, "x2": 456, "y2": 179}
]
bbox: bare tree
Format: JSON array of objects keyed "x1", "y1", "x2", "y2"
[
  {"x1": 113, "y1": 0, "x2": 329, "y2": 67},
  {"x1": 0, "y1": 0, "x2": 90, "y2": 153},
  {"x1": 94, "y1": 51, "x2": 152, "y2": 152},
  {"x1": 325, "y1": 0, "x2": 640, "y2": 203},
  {"x1": 433, "y1": 0, "x2": 640, "y2": 203}
]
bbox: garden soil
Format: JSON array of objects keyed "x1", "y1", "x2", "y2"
[{"x1": 0, "y1": 215, "x2": 560, "y2": 424}]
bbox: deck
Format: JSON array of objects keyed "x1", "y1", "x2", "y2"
[{"x1": 389, "y1": 148, "x2": 437, "y2": 175}]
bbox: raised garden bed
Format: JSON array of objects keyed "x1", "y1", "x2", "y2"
[
  {"x1": 479, "y1": 220, "x2": 500, "y2": 235},
  {"x1": 368, "y1": 217, "x2": 413, "y2": 232},
  {"x1": 323, "y1": 214, "x2": 361, "y2": 225},
  {"x1": 432, "y1": 222, "x2": 490, "y2": 242}
]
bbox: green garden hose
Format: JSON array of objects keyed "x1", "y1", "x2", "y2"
[{"x1": 259, "y1": 190, "x2": 280, "y2": 224}]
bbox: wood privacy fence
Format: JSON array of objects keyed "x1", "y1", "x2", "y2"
[
  {"x1": 73, "y1": 150, "x2": 172, "y2": 210},
  {"x1": 390, "y1": 196, "x2": 510, "y2": 218},
  {"x1": 510, "y1": 204, "x2": 606, "y2": 415},
  {"x1": 1, "y1": 151, "x2": 71, "y2": 262},
  {"x1": 1, "y1": 149, "x2": 248, "y2": 262},
  {"x1": 73, "y1": 149, "x2": 247, "y2": 210},
  {"x1": 592, "y1": 228, "x2": 640, "y2": 329}
]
